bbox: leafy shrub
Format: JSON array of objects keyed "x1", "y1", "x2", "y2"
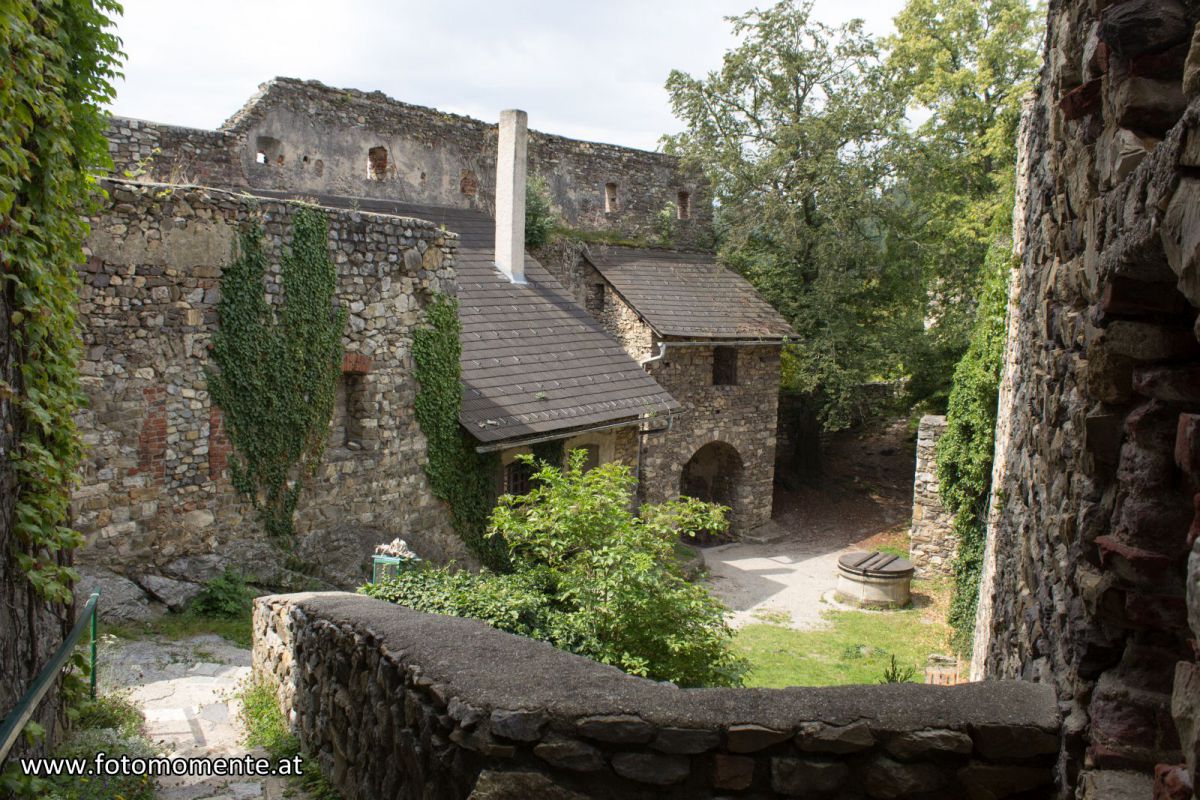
[
  {"x1": 524, "y1": 175, "x2": 555, "y2": 248},
  {"x1": 362, "y1": 566, "x2": 559, "y2": 640},
  {"x1": 73, "y1": 694, "x2": 143, "y2": 739},
  {"x1": 191, "y1": 568, "x2": 254, "y2": 619},
  {"x1": 364, "y1": 451, "x2": 748, "y2": 687},
  {"x1": 879, "y1": 654, "x2": 917, "y2": 684},
  {"x1": 41, "y1": 729, "x2": 160, "y2": 800}
]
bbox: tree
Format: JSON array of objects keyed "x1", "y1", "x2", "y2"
[
  {"x1": 206, "y1": 209, "x2": 346, "y2": 540},
  {"x1": 664, "y1": 0, "x2": 918, "y2": 430},
  {"x1": 885, "y1": 0, "x2": 1042, "y2": 403}
]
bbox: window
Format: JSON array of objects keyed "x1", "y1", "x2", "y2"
[
  {"x1": 580, "y1": 444, "x2": 601, "y2": 472},
  {"x1": 368, "y1": 146, "x2": 389, "y2": 180},
  {"x1": 677, "y1": 191, "x2": 691, "y2": 219},
  {"x1": 330, "y1": 374, "x2": 367, "y2": 449},
  {"x1": 586, "y1": 283, "x2": 605, "y2": 315},
  {"x1": 713, "y1": 347, "x2": 738, "y2": 386},
  {"x1": 604, "y1": 182, "x2": 619, "y2": 213},
  {"x1": 254, "y1": 136, "x2": 282, "y2": 166},
  {"x1": 503, "y1": 460, "x2": 534, "y2": 495}
]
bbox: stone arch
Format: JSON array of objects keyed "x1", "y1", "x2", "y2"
[{"x1": 680, "y1": 440, "x2": 744, "y2": 543}]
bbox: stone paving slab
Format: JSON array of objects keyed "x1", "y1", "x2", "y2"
[{"x1": 97, "y1": 632, "x2": 310, "y2": 800}]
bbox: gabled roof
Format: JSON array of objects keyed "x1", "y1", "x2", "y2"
[
  {"x1": 584, "y1": 247, "x2": 794, "y2": 340},
  {"x1": 244, "y1": 190, "x2": 679, "y2": 444}
]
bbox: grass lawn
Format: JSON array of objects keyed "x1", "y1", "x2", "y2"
[
  {"x1": 734, "y1": 578, "x2": 953, "y2": 687},
  {"x1": 105, "y1": 608, "x2": 254, "y2": 648}
]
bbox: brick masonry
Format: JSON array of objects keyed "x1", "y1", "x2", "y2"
[
  {"x1": 73, "y1": 179, "x2": 463, "y2": 596},
  {"x1": 974, "y1": 1, "x2": 1200, "y2": 795}
]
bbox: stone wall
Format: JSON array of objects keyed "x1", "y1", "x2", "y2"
[
  {"x1": 909, "y1": 416, "x2": 955, "y2": 577},
  {"x1": 107, "y1": 77, "x2": 713, "y2": 250},
  {"x1": 72, "y1": 179, "x2": 463, "y2": 601},
  {"x1": 253, "y1": 591, "x2": 1061, "y2": 800},
  {"x1": 641, "y1": 345, "x2": 780, "y2": 536},
  {"x1": 977, "y1": 0, "x2": 1200, "y2": 795}
]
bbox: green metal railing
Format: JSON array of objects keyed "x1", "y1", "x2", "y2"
[{"x1": 0, "y1": 590, "x2": 99, "y2": 765}]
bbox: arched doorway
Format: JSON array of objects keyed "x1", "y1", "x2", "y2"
[{"x1": 680, "y1": 441, "x2": 743, "y2": 544}]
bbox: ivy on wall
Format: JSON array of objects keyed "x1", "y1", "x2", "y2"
[
  {"x1": 1, "y1": 0, "x2": 122, "y2": 602},
  {"x1": 206, "y1": 208, "x2": 346, "y2": 539},
  {"x1": 412, "y1": 294, "x2": 506, "y2": 569},
  {"x1": 530, "y1": 439, "x2": 565, "y2": 468},
  {"x1": 936, "y1": 245, "x2": 1011, "y2": 656}
]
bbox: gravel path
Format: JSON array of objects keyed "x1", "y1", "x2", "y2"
[{"x1": 98, "y1": 634, "x2": 299, "y2": 800}]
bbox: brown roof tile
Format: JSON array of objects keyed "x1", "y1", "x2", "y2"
[{"x1": 584, "y1": 247, "x2": 793, "y2": 340}]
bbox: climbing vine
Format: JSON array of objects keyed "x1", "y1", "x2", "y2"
[
  {"x1": 1, "y1": 0, "x2": 123, "y2": 602},
  {"x1": 530, "y1": 439, "x2": 565, "y2": 468},
  {"x1": 412, "y1": 294, "x2": 506, "y2": 569},
  {"x1": 936, "y1": 244, "x2": 1011, "y2": 656},
  {"x1": 206, "y1": 208, "x2": 346, "y2": 539}
]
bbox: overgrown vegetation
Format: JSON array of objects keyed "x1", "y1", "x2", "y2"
[
  {"x1": 936, "y1": 247, "x2": 1011, "y2": 656},
  {"x1": 238, "y1": 677, "x2": 339, "y2": 800},
  {"x1": 364, "y1": 451, "x2": 747, "y2": 687},
  {"x1": 189, "y1": 567, "x2": 255, "y2": 620},
  {"x1": 524, "y1": 174, "x2": 554, "y2": 248},
  {"x1": 206, "y1": 209, "x2": 346, "y2": 539},
  {"x1": 2, "y1": 0, "x2": 121, "y2": 604},
  {"x1": 663, "y1": 0, "x2": 1040, "y2": 429},
  {"x1": 411, "y1": 293, "x2": 505, "y2": 568},
  {"x1": 1, "y1": 694, "x2": 159, "y2": 800}
]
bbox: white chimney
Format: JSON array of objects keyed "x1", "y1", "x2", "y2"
[{"x1": 495, "y1": 109, "x2": 528, "y2": 284}]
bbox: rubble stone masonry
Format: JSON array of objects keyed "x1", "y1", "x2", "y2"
[
  {"x1": 73, "y1": 179, "x2": 463, "y2": 596},
  {"x1": 909, "y1": 415, "x2": 956, "y2": 578},
  {"x1": 976, "y1": 0, "x2": 1200, "y2": 795}
]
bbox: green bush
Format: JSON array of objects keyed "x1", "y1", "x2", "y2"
[
  {"x1": 936, "y1": 245, "x2": 1011, "y2": 656},
  {"x1": 42, "y1": 729, "x2": 159, "y2": 800},
  {"x1": 362, "y1": 566, "x2": 559, "y2": 640},
  {"x1": 364, "y1": 450, "x2": 748, "y2": 687},
  {"x1": 73, "y1": 694, "x2": 143, "y2": 739},
  {"x1": 190, "y1": 568, "x2": 254, "y2": 620},
  {"x1": 524, "y1": 175, "x2": 555, "y2": 248}
]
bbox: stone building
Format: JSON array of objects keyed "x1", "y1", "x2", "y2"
[
  {"x1": 908, "y1": 415, "x2": 956, "y2": 577},
  {"x1": 77, "y1": 78, "x2": 789, "y2": 602},
  {"x1": 972, "y1": 0, "x2": 1200, "y2": 795}
]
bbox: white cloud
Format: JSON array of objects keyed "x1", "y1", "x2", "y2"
[{"x1": 109, "y1": 0, "x2": 907, "y2": 151}]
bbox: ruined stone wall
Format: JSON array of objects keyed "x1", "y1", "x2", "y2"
[
  {"x1": 254, "y1": 591, "x2": 1061, "y2": 800},
  {"x1": 909, "y1": 416, "x2": 955, "y2": 577},
  {"x1": 72, "y1": 179, "x2": 464, "y2": 602},
  {"x1": 642, "y1": 345, "x2": 780, "y2": 535},
  {"x1": 109, "y1": 77, "x2": 713, "y2": 249},
  {"x1": 106, "y1": 117, "x2": 244, "y2": 190},
  {"x1": 978, "y1": 1, "x2": 1200, "y2": 794}
]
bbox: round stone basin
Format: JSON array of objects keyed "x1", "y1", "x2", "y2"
[{"x1": 836, "y1": 551, "x2": 914, "y2": 608}]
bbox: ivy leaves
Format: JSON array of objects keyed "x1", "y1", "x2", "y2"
[
  {"x1": 206, "y1": 208, "x2": 346, "y2": 540},
  {"x1": 412, "y1": 294, "x2": 505, "y2": 569},
  {"x1": 3, "y1": 0, "x2": 123, "y2": 603}
]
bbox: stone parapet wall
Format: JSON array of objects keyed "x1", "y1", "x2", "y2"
[
  {"x1": 253, "y1": 592, "x2": 1061, "y2": 800},
  {"x1": 73, "y1": 179, "x2": 464, "y2": 596},
  {"x1": 978, "y1": 0, "x2": 1200, "y2": 794},
  {"x1": 106, "y1": 117, "x2": 245, "y2": 190},
  {"x1": 909, "y1": 416, "x2": 955, "y2": 577}
]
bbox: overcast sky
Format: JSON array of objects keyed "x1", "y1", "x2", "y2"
[{"x1": 108, "y1": 0, "x2": 909, "y2": 151}]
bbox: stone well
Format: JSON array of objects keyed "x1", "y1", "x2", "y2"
[{"x1": 836, "y1": 552, "x2": 914, "y2": 608}]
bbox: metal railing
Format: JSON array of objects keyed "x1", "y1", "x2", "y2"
[{"x1": 0, "y1": 590, "x2": 99, "y2": 765}]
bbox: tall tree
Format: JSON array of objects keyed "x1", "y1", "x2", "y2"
[
  {"x1": 664, "y1": 0, "x2": 916, "y2": 430},
  {"x1": 886, "y1": 0, "x2": 1042, "y2": 402}
]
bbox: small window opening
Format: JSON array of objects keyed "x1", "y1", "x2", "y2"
[
  {"x1": 254, "y1": 136, "x2": 282, "y2": 166},
  {"x1": 713, "y1": 347, "x2": 738, "y2": 386},
  {"x1": 580, "y1": 444, "x2": 601, "y2": 472},
  {"x1": 586, "y1": 283, "x2": 605, "y2": 315},
  {"x1": 330, "y1": 374, "x2": 367, "y2": 450},
  {"x1": 503, "y1": 460, "x2": 534, "y2": 496},
  {"x1": 677, "y1": 191, "x2": 691, "y2": 219},
  {"x1": 604, "y1": 182, "x2": 619, "y2": 213},
  {"x1": 368, "y1": 146, "x2": 389, "y2": 180}
]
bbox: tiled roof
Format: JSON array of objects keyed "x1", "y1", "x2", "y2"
[
  {"x1": 245, "y1": 190, "x2": 679, "y2": 444},
  {"x1": 584, "y1": 247, "x2": 794, "y2": 340}
]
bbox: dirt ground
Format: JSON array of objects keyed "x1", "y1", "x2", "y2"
[{"x1": 704, "y1": 418, "x2": 918, "y2": 628}]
